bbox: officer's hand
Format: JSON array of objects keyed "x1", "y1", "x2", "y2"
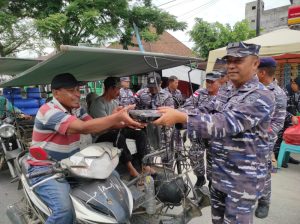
[
  {"x1": 292, "y1": 116, "x2": 299, "y2": 125},
  {"x1": 153, "y1": 106, "x2": 187, "y2": 127}
]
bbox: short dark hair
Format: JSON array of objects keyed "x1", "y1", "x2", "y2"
[
  {"x1": 294, "y1": 76, "x2": 300, "y2": 87},
  {"x1": 103, "y1": 77, "x2": 121, "y2": 89}
]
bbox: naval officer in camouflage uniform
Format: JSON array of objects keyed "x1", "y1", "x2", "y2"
[
  {"x1": 183, "y1": 71, "x2": 221, "y2": 188},
  {"x1": 154, "y1": 42, "x2": 275, "y2": 224},
  {"x1": 135, "y1": 72, "x2": 174, "y2": 165},
  {"x1": 165, "y1": 75, "x2": 184, "y2": 108},
  {"x1": 255, "y1": 57, "x2": 287, "y2": 218},
  {"x1": 135, "y1": 73, "x2": 174, "y2": 110},
  {"x1": 118, "y1": 76, "x2": 135, "y2": 106}
]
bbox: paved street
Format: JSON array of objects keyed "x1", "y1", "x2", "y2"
[
  {"x1": 189, "y1": 153, "x2": 300, "y2": 224},
  {"x1": 0, "y1": 169, "x2": 23, "y2": 224},
  {"x1": 1, "y1": 154, "x2": 300, "y2": 224}
]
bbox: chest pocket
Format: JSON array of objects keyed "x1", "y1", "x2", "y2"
[
  {"x1": 223, "y1": 96, "x2": 240, "y2": 110},
  {"x1": 223, "y1": 89, "x2": 258, "y2": 111},
  {"x1": 212, "y1": 94, "x2": 228, "y2": 112}
]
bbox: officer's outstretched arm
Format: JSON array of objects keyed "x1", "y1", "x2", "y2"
[{"x1": 187, "y1": 94, "x2": 274, "y2": 139}]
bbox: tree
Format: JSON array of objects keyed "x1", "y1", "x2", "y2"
[
  {"x1": 8, "y1": 0, "x2": 187, "y2": 50},
  {"x1": 0, "y1": 2, "x2": 48, "y2": 57},
  {"x1": 189, "y1": 18, "x2": 256, "y2": 60}
]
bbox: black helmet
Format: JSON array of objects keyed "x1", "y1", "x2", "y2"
[{"x1": 154, "y1": 173, "x2": 188, "y2": 206}]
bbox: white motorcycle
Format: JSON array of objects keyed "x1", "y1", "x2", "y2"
[{"x1": 7, "y1": 142, "x2": 134, "y2": 224}]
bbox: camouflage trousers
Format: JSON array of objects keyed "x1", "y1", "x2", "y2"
[
  {"x1": 259, "y1": 172, "x2": 271, "y2": 205},
  {"x1": 210, "y1": 186, "x2": 256, "y2": 224},
  {"x1": 189, "y1": 139, "x2": 211, "y2": 181},
  {"x1": 258, "y1": 142, "x2": 275, "y2": 205}
]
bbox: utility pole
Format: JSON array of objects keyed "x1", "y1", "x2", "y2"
[{"x1": 256, "y1": 0, "x2": 261, "y2": 36}]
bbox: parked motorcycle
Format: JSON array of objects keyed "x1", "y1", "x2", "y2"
[
  {"x1": 6, "y1": 113, "x2": 207, "y2": 224},
  {"x1": 7, "y1": 142, "x2": 133, "y2": 224},
  {"x1": 0, "y1": 116, "x2": 24, "y2": 179}
]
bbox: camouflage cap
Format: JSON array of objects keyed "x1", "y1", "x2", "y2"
[
  {"x1": 120, "y1": 76, "x2": 130, "y2": 81},
  {"x1": 147, "y1": 72, "x2": 161, "y2": 88},
  {"x1": 168, "y1": 75, "x2": 178, "y2": 81},
  {"x1": 223, "y1": 41, "x2": 261, "y2": 59},
  {"x1": 206, "y1": 71, "x2": 221, "y2": 81}
]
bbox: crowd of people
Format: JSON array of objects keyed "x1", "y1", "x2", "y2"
[{"x1": 11, "y1": 41, "x2": 298, "y2": 224}]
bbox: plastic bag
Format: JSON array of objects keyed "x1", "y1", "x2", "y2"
[{"x1": 283, "y1": 123, "x2": 300, "y2": 145}]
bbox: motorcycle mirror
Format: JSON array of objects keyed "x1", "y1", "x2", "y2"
[{"x1": 30, "y1": 147, "x2": 49, "y2": 160}]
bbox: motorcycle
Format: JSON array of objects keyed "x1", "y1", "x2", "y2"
[
  {"x1": 7, "y1": 112, "x2": 208, "y2": 224},
  {"x1": 0, "y1": 116, "x2": 25, "y2": 179},
  {"x1": 7, "y1": 142, "x2": 133, "y2": 224}
]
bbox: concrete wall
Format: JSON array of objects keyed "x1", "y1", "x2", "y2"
[{"x1": 245, "y1": 0, "x2": 300, "y2": 34}]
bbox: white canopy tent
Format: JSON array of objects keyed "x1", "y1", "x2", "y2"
[{"x1": 206, "y1": 28, "x2": 300, "y2": 72}]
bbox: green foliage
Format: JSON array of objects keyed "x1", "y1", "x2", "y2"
[
  {"x1": 8, "y1": 0, "x2": 186, "y2": 50},
  {"x1": 120, "y1": 5, "x2": 186, "y2": 49},
  {"x1": 0, "y1": 4, "x2": 47, "y2": 57},
  {"x1": 189, "y1": 19, "x2": 256, "y2": 60}
]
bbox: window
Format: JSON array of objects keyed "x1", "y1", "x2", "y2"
[
  {"x1": 252, "y1": 6, "x2": 256, "y2": 10},
  {"x1": 251, "y1": 19, "x2": 255, "y2": 23}
]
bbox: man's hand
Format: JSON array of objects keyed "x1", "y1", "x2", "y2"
[
  {"x1": 112, "y1": 104, "x2": 135, "y2": 114},
  {"x1": 116, "y1": 105, "x2": 146, "y2": 129},
  {"x1": 112, "y1": 106, "x2": 124, "y2": 114},
  {"x1": 153, "y1": 106, "x2": 188, "y2": 127}
]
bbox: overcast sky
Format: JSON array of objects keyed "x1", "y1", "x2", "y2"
[{"x1": 153, "y1": 0, "x2": 291, "y2": 48}]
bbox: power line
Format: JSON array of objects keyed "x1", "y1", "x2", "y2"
[
  {"x1": 179, "y1": 0, "x2": 218, "y2": 18},
  {"x1": 159, "y1": 0, "x2": 197, "y2": 10},
  {"x1": 157, "y1": 0, "x2": 177, "y2": 7},
  {"x1": 179, "y1": 0, "x2": 220, "y2": 20}
]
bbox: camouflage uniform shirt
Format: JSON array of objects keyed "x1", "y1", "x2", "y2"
[
  {"x1": 134, "y1": 88, "x2": 174, "y2": 109},
  {"x1": 118, "y1": 88, "x2": 135, "y2": 106},
  {"x1": 183, "y1": 88, "x2": 216, "y2": 112},
  {"x1": 165, "y1": 87, "x2": 184, "y2": 108},
  {"x1": 187, "y1": 76, "x2": 275, "y2": 197},
  {"x1": 266, "y1": 81, "x2": 287, "y2": 145}
]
